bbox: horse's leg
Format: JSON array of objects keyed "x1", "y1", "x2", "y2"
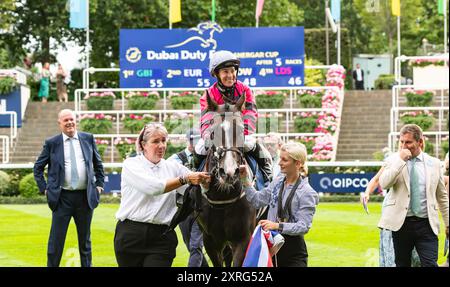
[
  {"x1": 203, "y1": 234, "x2": 224, "y2": 267},
  {"x1": 231, "y1": 240, "x2": 251, "y2": 267}
]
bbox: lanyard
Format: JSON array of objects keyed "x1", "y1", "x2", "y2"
[{"x1": 277, "y1": 175, "x2": 302, "y2": 223}]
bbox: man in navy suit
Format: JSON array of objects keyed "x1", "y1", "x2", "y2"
[{"x1": 34, "y1": 109, "x2": 105, "y2": 267}]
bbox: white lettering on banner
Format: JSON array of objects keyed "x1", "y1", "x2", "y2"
[
  {"x1": 238, "y1": 68, "x2": 253, "y2": 76},
  {"x1": 285, "y1": 59, "x2": 303, "y2": 65},
  {"x1": 181, "y1": 50, "x2": 207, "y2": 61},
  {"x1": 167, "y1": 69, "x2": 182, "y2": 78},
  {"x1": 184, "y1": 69, "x2": 202, "y2": 77},
  {"x1": 147, "y1": 50, "x2": 179, "y2": 60},
  {"x1": 146, "y1": 50, "x2": 207, "y2": 61},
  {"x1": 319, "y1": 177, "x2": 370, "y2": 190},
  {"x1": 234, "y1": 51, "x2": 279, "y2": 58},
  {"x1": 122, "y1": 70, "x2": 134, "y2": 79},
  {"x1": 256, "y1": 60, "x2": 273, "y2": 65}
]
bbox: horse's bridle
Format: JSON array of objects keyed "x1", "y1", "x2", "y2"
[{"x1": 203, "y1": 146, "x2": 246, "y2": 207}]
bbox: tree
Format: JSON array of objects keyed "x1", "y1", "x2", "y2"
[{"x1": 4, "y1": 1, "x2": 85, "y2": 65}]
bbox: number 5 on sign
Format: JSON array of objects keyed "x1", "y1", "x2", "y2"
[
  {"x1": 150, "y1": 79, "x2": 163, "y2": 88},
  {"x1": 288, "y1": 77, "x2": 302, "y2": 85},
  {"x1": 197, "y1": 79, "x2": 210, "y2": 87}
]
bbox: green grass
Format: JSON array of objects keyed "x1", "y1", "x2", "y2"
[{"x1": 0, "y1": 203, "x2": 447, "y2": 267}]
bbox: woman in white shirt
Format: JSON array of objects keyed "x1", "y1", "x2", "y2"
[{"x1": 114, "y1": 123, "x2": 210, "y2": 267}]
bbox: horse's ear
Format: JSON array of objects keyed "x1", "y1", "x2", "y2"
[
  {"x1": 235, "y1": 92, "x2": 246, "y2": 112},
  {"x1": 206, "y1": 90, "x2": 218, "y2": 112}
]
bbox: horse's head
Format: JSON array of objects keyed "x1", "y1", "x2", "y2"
[{"x1": 206, "y1": 91, "x2": 246, "y2": 187}]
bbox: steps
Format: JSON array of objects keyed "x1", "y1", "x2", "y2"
[{"x1": 336, "y1": 90, "x2": 392, "y2": 161}]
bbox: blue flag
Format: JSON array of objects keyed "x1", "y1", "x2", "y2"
[
  {"x1": 70, "y1": 0, "x2": 87, "y2": 29},
  {"x1": 331, "y1": 0, "x2": 341, "y2": 22}
]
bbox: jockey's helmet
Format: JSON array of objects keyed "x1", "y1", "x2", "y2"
[{"x1": 209, "y1": 50, "x2": 240, "y2": 77}]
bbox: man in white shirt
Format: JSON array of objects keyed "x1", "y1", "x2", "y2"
[
  {"x1": 352, "y1": 63, "x2": 365, "y2": 90},
  {"x1": 34, "y1": 109, "x2": 105, "y2": 267}
]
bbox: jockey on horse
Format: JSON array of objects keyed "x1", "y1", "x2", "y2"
[{"x1": 193, "y1": 50, "x2": 273, "y2": 184}]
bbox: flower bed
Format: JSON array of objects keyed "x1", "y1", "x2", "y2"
[
  {"x1": 95, "y1": 139, "x2": 109, "y2": 158},
  {"x1": 79, "y1": 114, "x2": 114, "y2": 134},
  {"x1": 254, "y1": 90, "x2": 286, "y2": 109},
  {"x1": 315, "y1": 111, "x2": 338, "y2": 134},
  {"x1": 126, "y1": 91, "x2": 159, "y2": 110},
  {"x1": 169, "y1": 91, "x2": 201, "y2": 109},
  {"x1": 114, "y1": 138, "x2": 136, "y2": 160},
  {"x1": 256, "y1": 112, "x2": 282, "y2": 133},
  {"x1": 403, "y1": 89, "x2": 434, "y2": 107},
  {"x1": 311, "y1": 134, "x2": 335, "y2": 161},
  {"x1": 84, "y1": 92, "x2": 116, "y2": 110},
  {"x1": 164, "y1": 112, "x2": 195, "y2": 133},
  {"x1": 294, "y1": 112, "x2": 319, "y2": 133},
  {"x1": 294, "y1": 136, "x2": 316, "y2": 155},
  {"x1": 400, "y1": 110, "x2": 435, "y2": 131},
  {"x1": 122, "y1": 114, "x2": 157, "y2": 134},
  {"x1": 409, "y1": 59, "x2": 448, "y2": 68},
  {"x1": 297, "y1": 89, "x2": 323, "y2": 108}
]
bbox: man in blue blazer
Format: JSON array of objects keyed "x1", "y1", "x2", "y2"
[{"x1": 34, "y1": 109, "x2": 105, "y2": 267}]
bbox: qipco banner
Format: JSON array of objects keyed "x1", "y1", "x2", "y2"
[
  {"x1": 309, "y1": 173, "x2": 377, "y2": 193},
  {"x1": 120, "y1": 22, "x2": 305, "y2": 89}
]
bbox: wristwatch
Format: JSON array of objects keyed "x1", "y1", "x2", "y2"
[{"x1": 178, "y1": 176, "x2": 188, "y2": 185}]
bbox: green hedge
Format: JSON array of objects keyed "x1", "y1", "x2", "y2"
[
  {"x1": 0, "y1": 76, "x2": 18, "y2": 95},
  {"x1": 86, "y1": 96, "x2": 114, "y2": 110},
  {"x1": 298, "y1": 93, "x2": 323, "y2": 108},
  {"x1": 79, "y1": 118, "x2": 112, "y2": 134},
  {"x1": 255, "y1": 93, "x2": 285, "y2": 109},
  {"x1": 375, "y1": 74, "x2": 396, "y2": 90},
  {"x1": 294, "y1": 116, "x2": 318, "y2": 133},
  {"x1": 127, "y1": 95, "x2": 158, "y2": 110},
  {"x1": 405, "y1": 91, "x2": 433, "y2": 107},
  {"x1": 18, "y1": 173, "x2": 40, "y2": 198},
  {"x1": 400, "y1": 114, "x2": 435, "y2": 131},
  {"x1": 0, "y1": 170, "x2": 11, "y2": 194}
]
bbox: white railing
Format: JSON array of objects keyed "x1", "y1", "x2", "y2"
[
  {"x1": 394, "y1": 54, "x2": 449, "y2": 85},
  {"x1": 74, "y1": 86, "x2": 341, "y2": 115},
  {"x1": 92, "y1": 132, "x2": 330, "y2": 163},
  {"x1": 74, "y1": 85, "x2": 344, "y2": 163},
  {"x1": 0, "y1": 135, "x2": 9, "y2": 163},
  {"x1": 391, "y1": 85, "x2": 448, "y2": 111},
  {"x1": 0, "y1": 111, "x2": 17, "y2": 147},
  {"x1": 389, "y1": 106, "x2": 449, "y2": 157},
  {"x1": 389, "y1": 57, "x2": 449, "y2": 157}
]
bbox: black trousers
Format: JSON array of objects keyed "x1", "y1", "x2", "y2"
[
  {"x1": 273, "y1": 234, "x2": 308, "y2": 267},
  {"x1": 114, "y1": 219, "x2": 178, "y2": 267},
  {"x1": 392, "y1": 216, "x2": 439, "y2": 267},
  {"x1": 47, "y1": 189, "x2": 93, "y2": 267},
  {"x1": 355, "y1": 81, "x2": 364, "y2": 90}
]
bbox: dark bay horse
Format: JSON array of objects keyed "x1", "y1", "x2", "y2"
[{"x1": 196, "y1": 92, "x2": 256, "y2": 267}]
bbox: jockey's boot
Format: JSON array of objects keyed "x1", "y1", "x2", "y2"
[{"x1": 247, "y1": 142, "x2": 273, "y2": 184}]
